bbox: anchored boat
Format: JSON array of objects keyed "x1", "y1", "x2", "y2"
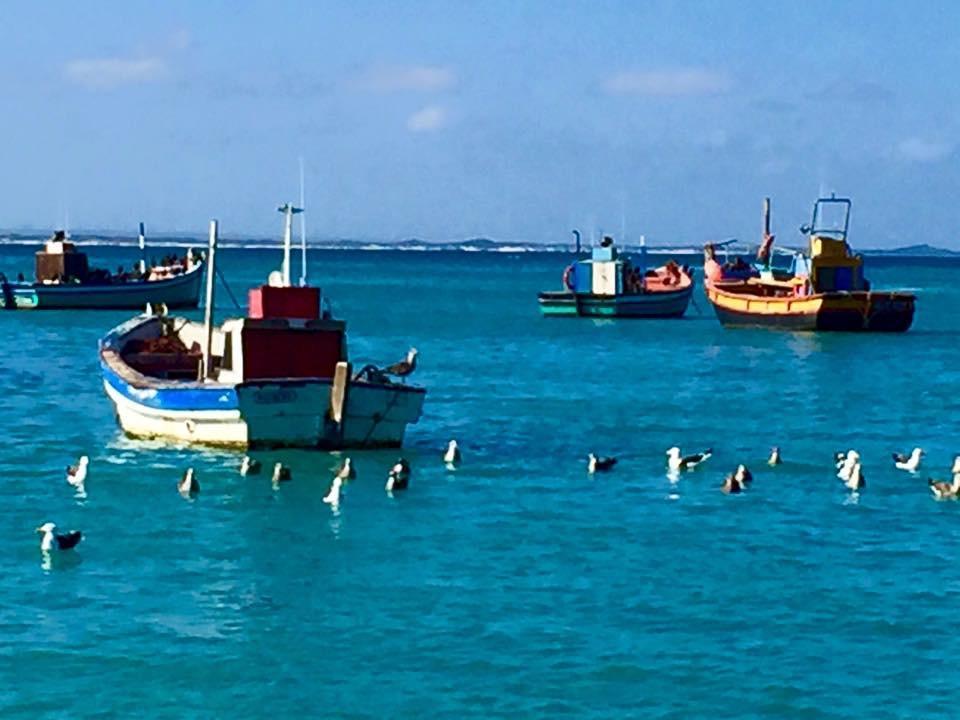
[
  {"x1": 704, "y1": 196, "x2": 915, "y2": 332},
  {"x1": 99, "y1": 209, "x2": 426, "y2": 449},
  {"x1": 538, "y1": 233, "x2": 694, "y2": 318},
  {"x1": 0, "y1": 226, "x2": 203, "y2": 310}
]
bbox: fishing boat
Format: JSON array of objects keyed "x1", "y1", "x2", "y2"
[
  {"x1": 704, "y1": 195, "x2": 915, "y2": 332},
  {"x1": 99, "y1": 207, "x2": 426, "y2": 449},
  {"x1": 538, "y1": 233, "x2": 694, "y2": 318},
  {"x1": 0, "y1": 226, "x2": 203, "y2": 310}
]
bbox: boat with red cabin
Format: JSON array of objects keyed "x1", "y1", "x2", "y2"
[{"x1": 98, "y1": 208, "x2": 426, "y2": 449}]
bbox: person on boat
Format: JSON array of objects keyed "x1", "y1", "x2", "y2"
[
  {"x1": 757, "y1": 232, "x2": 775, "y2": 268},
  {"x1": 601, "y1": 235, "x2": 614, "y2": 248},
  {"x1": 704, "y1": 244, "x2": 723, "y2": 284}
]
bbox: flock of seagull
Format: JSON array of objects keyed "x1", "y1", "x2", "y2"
[
  {"x1": 587, "y1": 445, "x2": 960, "y2": 497},
  {"x1": 38, "y1": 440, "x2": 464, "y2": 559},
  {"x1": 37, "y1": 440, "x2": 959, "y2": 559}
]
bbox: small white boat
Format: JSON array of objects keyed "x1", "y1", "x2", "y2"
[{"x1": 99, "y1": 209, "x2": 426, "y2": 449}]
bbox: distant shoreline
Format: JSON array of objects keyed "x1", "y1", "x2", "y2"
[{"x1": 0, "y1": 234, "x2": 957, "y2": 258}]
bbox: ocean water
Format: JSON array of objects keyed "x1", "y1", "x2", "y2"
[{"x1": 1, "y1": 244, "x2": 960, "y2": 719}]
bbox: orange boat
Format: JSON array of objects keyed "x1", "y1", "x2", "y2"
[{"x1": 703, "y1": 196, "x2": 915, "y2": 332}]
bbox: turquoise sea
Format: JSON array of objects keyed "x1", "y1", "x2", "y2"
[{"x1": 2, "y1": 243, "x2": 960, "y2": 718}]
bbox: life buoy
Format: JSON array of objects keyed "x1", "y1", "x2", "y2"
[{"x1": 562, "y1": 265, "x2": 575, "y2": 291}]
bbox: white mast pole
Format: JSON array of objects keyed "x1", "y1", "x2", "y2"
[
  {"x1": 299, "y1": 158, "x2": 307, "y2": 286},
  {"x1": 282, "y1": 205, "x2": 293, "y2": 286},
  {"x1": 203, "y1": 219, "x2": 218, "y2": 380},
  {"x1": 138, "y1": 222, "x2": 147, "y2": 275}
]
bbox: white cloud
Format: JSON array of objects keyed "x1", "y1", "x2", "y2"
[
  {"x1": 407, "y1": 105, "x2": 447, "y2": 132},
  {"x1": 897, "y1": 137, "x2": 954, "y2": 163},
  {"x1": 358, "y1": 65, "x2": 457, "y2": 93},
  {"x1": 603, "y1": 68, "x2": 731, "y2": 97},
  {"x1": 64, "y1": 57, "x2": 167, "y2": 89}
]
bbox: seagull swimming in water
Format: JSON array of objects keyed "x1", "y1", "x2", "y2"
[
  {"x1": 240, "y1": 456, "x2": 261, "y2": 476},
  {"x1": 178, "y1": 468, "x2": 199, "y2": 498},
  {"x1": 443, "y1": 440, "x2": 461, "y2": 468},
  {"x1": 666, "y1": 447, "x2": 712, "y2": 471},
  {"x1": 36, "y1": 522, "x2": 82, "y2": 552},
  {"x1": 66, "y1": 455, "x2": 88, "y2": 489},
  {"x1": 587, "y1": 453, "x2": 617, "y2": 473},
  {"x1": 334, "y1": 457, "x2": 356, "y2": 482},
  {"x1": 385, "y1": 458, "x2": 410, "y2": 492},
  {"x1": 844, "y1": 462, "x2": 865, "y2": 491},
  {"x1": 721, "y1": 473, "x2": 744, "y2": 494},
  {"x1": 323, "y1": 476, "x2": 343, "y2": 506},
  {"x1": 734, "y1": 464, "x2": 753, "y2": 486},
  {"x1": 892, "y1": 448, "x2": 923, "y2": 473},
  {"x1": 768, "y1": 447, "x2": 782, "y2": 466},
  {"x1": 929, "y1": 474, "x2": 960, "y2": 500},
  {"x1": 382, "y1": 348, "x2": 418, "y2": 381},
  {"x1": 272, "y1": 463, "x2": 292, "y2": 488},
  {"x1": 838, "y1": 451, "x2": 859, "y2": 482}
]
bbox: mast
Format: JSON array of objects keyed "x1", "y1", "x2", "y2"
[
  {"x1": 299, "y1": 158, "x2": 307, "y2": 286},
  {"x1": 138, "y1": 222, "x2": 147, "y2": 275},
  {"x1": 202, "y1": 219, "x2": 218, "y2": 380},
  {"x1": 277, "y1": 202, "x2": 303, "y2": 287}
]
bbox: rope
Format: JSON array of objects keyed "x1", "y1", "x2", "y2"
[
  {"x1": 215, "y1": 265, "x2": 242, "y2": 310},
  {"x1": 358, "y1": 387, "x2": 404, "y2": 448}
]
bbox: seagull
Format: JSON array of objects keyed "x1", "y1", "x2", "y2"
[
  {"x1": 66, "y1": 455, "x2": 88, "y2": 489},
  {"x1": 721, "y1": 473, "x2": 744, "y2": 494},
  {"x1": 734, "y1": 464, "x2": 753, "y2": 486},
  {"x1": 768, "y1": 447, "x2": 782, "y2": 466},
  {"x1": 178, "y1": 468, "x2": 199, "y2": 498},
  {"x1": 382, "y1": 348, "x2": 418, "y2": 380},
  {"x1": 666, "y1": 447, "x2": 712, "y2": 471},
  {"x1": 272, "y1": 463, "x2": 292, "y2": 487},
  {"x1": 240, "y1": 456, "x2": 262, "y2": 476},
  {"x1": 838, "y1": 451, "x2": 859, "y2": 482},
  {"x1": 36, "y1": 522, "x2": 82, "y2": 552},
  {"x1": 952, "y1": 456, "x2": 960, "y2": 475},
  {"x1": 334, "y1": 457, "x2": 356, "y2": 482},
  {"x1": 443, "y1": 440, "x2": 461, "y2": 467},
  {"x1": 844, "y1": 462, "x2": 865, "y2": 491},
  {"x1": 893, "y1": 448, "x2": 923, "y2": 472},
  {"x1": 930, "y1": 475, "x2": 960, "y2": 500},
  {"x1": 587, "y1": 453, "x2": 617, "y2": 473},
  {"x1": 385, "y1": 458, "x2": 410, "y2": 492},
  {"x1": 323, "y1": 476, "x2": 343, "y2": 506},
  {"x1": 145, "y1": 302, "x2": 153, "y2": 316}
]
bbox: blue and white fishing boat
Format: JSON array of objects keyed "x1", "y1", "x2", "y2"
[
  {"x1": 1, "y1": 226, "x2": 203, "y2": 310},
  {"x1": 99, "y1": 208, "x2": 426, "y2": 449}
]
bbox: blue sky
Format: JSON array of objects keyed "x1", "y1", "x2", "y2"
[{"x1": 2, "y1": 1, "x2": 958, "y2": 246}]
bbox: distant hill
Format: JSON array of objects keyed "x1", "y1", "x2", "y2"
[{"x1": 863, "y1": 243, "x2": 960, "y2": 257}]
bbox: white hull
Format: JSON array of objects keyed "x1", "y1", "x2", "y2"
[{"x1": 104, "y1": 377, "x2": 424, "y2": 449}]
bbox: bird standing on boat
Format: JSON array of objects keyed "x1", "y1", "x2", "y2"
[
  {"x1": 588, "y1": 453, "x2": 617, "y2": 474},
  {"x1": 323, "y1": 476, "x2": 343, "y2": 506},
  {"x1": 335, "y1": 457, "x2": 356, "y2": 482},
  {"x1": 844, "y1": 462, "x2": 865, "y2": 491},
  {"x1": 178, "y1": 468, "x2": 199, "y2": 498},
  {"x1": 66, "y1": 455, "x2": 88, "y2": 490},
  {"x1": 272, "y1": 463, "x2": 292, "y2": 488},
  {"x1": 929, "y1": 474, "x2": 960, "y2": 500},
  {"x1": 36, "y1": 522, "x2": 82, "y2": 552},
  {"x1": 385, "y1": 459, "x2": 411, "y2": 492},
  {"x1": 734, "y1": 464, "x2": 753, "y2": 486},
  {"x1": 382, "y1": 348, "x2": 418, "y2": 381},
  {"x1": 893, "y1": 448, "x2": 923, "y2": 473},
  {"x1": 444, "y1": 440, "x2": 461, "y2": 468},
  {"x1": 768, "y1": 447, "x2": 782, "y2": 466},
  {"x1": 666, "y1": 447, "x2": 712, "y2": 471},
  {"x1": 240, "y1": 456, "x2": 262, "y2": 476}
]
